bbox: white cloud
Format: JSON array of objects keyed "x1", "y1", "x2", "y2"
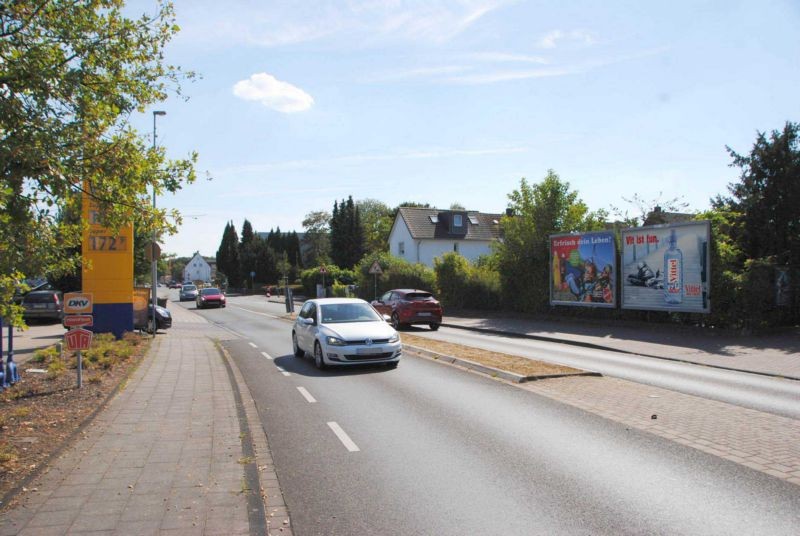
[
  {"x1": 232, "y1": 73, "x2": 314, "y2": 113},
  {"x1": 537, "y1": 29, "x2": 596, "y2": 49}
]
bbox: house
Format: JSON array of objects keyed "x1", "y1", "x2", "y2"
[
  {"x1": 388, "y1": 207, "x2": 504, "y2": 267},
  {"x1": 183, "y1": 252, "x2": 214, "y2": 283}
]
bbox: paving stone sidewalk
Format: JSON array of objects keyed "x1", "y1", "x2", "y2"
[{"x1": 0, "y1": 311, "x2": 263, "y2": 535}]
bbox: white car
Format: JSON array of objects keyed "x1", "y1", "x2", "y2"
[{"x1": 292, "y1": 298, "x2": 402, "y2": 369}]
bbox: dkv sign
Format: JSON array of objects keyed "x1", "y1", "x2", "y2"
[{"x1": 64, "y1": 292, "x2": 93, "y2": 314}]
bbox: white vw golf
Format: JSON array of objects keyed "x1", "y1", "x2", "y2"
[{"x1": 292, "y1": 298, "x2": 402, "y2": 369}]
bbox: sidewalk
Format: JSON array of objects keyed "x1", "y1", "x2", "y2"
[
  {"x1": 443, "y1": 313, "x2": 800, "y2": 379},
  {"x1": 0, "y1": 304, "x2": 277, "y2": 535}
]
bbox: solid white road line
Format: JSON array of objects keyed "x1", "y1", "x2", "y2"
[
  {"x1": 276, "y1": 366, "x2": 290, "y2": 377},
  {"x1": 249, "y1": 342, "x2": 258, "y2": 348},
  {"x1": 261, "y1": 351, "x2": 273, "y2": 360},
  {"x1": 296, "y1": 387, "x2": 317, "y2": 403},
  {"x1": 327, "y1": 422, "x2": 360, "y2": 452}
]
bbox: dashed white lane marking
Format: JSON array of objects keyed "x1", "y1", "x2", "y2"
[
  {"x1": 327, "y1": 422, "x2": 360, "y2": 452},
  {"x1": 276, "y1": 366, "x2": 290, "y2": 377},
  {"x1": 261, "y1": 351, "x2": 273, "y2": 360},
  {"x1": 249, "y1": 342, "x2": 258, "y2": 348},
  {"x1": 297, "y1": 387, "x2": 317, "y2": 403}
]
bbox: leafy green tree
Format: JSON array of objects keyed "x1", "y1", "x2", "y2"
[
  {"x1": 330, "y1": 196, "x2": 364, "y2": 268},
  {"x1": 496, "y1": 170, "x2": 607, "y2": 313},
  {"x1": 0, "y1": 1, "x2": 197, "y2": 324},
  {"x1": 301, "y1": 211, "x2": 331, "y2": 267},
  {"x1": 357, "y1": 199, "x2": 393, "y2": 255},
  {"x1": 216, "y1": 222, "x2": 240, "y2": 286},
  {"x1": 719, "y1": 121, "x2": 800, "y2": 265}
]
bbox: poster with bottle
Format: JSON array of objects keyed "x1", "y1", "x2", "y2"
[
  {"x1": 620, "y1": 221, "x2": 711, "y2": 313},
  {"x1": 550, "y1": 231, "x2": 616, "y2": 308}
]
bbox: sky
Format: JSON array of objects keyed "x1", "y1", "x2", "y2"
[{"x1": 127, "y1": 0, "x2": 800, "y2": 258}]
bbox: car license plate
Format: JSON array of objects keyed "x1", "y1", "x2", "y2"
[
  {"x1": 418, "y1": 312, "x2": 431, "y2": 316},
  {"x1": 33, "y1": 304, "x2": 47, "y2": 309},
  {"x1": 357, "y1": 347, "x2": 384, "y2": 355}
]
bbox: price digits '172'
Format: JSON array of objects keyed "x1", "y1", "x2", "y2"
[{"x1": 89, "y1": 235, "x2": 127, "y2": 252}]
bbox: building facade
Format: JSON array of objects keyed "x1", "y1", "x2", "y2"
[{"x1": 183, "y1": 252, "x2": 213, "y2": 283}]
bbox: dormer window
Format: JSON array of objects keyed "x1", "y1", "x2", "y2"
[
  {"x1": 453, "y1": 214, "x2": 463, "y2": 227},
  {"x1": 429, "y1": 215, "x2": 439, "y2": 223}
]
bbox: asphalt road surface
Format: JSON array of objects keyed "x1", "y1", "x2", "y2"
[{"x1": 182, "y1": 296, "x2": 799, "y2": 536}]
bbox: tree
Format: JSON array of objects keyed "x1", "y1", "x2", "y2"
[
  {"x1": 495, "y1": 170, "x2": 607, "y2": 312},
  {"x1": 610, "y1": 193, "x2": 690, "y2": 227},
  {"x1": 357, "y1": 199, "x2": 393, "y2": 255},
  {"x1": 301, "y1": 210, "x2": 331, "y2": 267},
  {"x1": 216, "y1": 222, "x2": 240, "y2": 286},
  {"x1": 0, "y1": 1, "x2": 197, "y2": 324},
  {"x1": 330, "y1": 196, "x2": 363, "y2": 268},
  {"x1": 719, "y1": 121, "x2": 800, "y2": 265}
]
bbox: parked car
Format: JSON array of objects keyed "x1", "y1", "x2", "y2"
[
  {"x1": 179, "y1": 284, "x2": 199, "y2": 302},
  {"x1": 196, "y1": 287, "x2": 226, "y2": 309},
  {"x1": 292, "y1": 298, "x2": 401, "y2": 369},
  {"x1": 134, "y1": 304, "x2": 172, "y2": 333},
  {"x1": 21, "y1": 290, "x2": 64, "y2": 322},
  {"x1": 371, "y1": 289, "x2": 443, "y2": 331}
]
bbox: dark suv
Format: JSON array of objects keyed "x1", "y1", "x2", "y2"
[
  {"x1": 371, "y1": 289, "x2": 443, "y2": 330},
  {"x1": 21, "y1": 290, "x2": 64, "y2": 322}
]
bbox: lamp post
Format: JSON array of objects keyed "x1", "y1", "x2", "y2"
[{"x1": 151, "y1": 110, "x2": 166, "y2": 337}]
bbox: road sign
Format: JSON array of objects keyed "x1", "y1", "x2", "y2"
[
  {"x1": 369, "y1": 261, "x2": 383, "y2": 275},
  {"x1": 319, "y1": 265, "x2": 327, "y2": 274},
  {"x1": 65, "y1": 328, "x2": 93, "y2": 351},
  {"x1": 63, "y1": 315, "x2": 94, "y2": 328},
  {"x1": 145, "y1": 241, "x2": 161, "y2": 262},
  {"x1": 64, "y1": 292, "x2": 93, "y2": 314}
]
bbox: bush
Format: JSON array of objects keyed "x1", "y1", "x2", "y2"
[
  {"x1": 300, "y1": 266, "x2": 357, "y2": 297},
  {"x1": 434, "y1": 252, "x2": 502, "y2": 310},
  {"x1": 355, "y1": 252, "x2": 435, "y2": 301}
]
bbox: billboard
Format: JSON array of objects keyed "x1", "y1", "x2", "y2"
[
  {"x1": 550, "y1": 231, "x2": 616, "y2": 308},
  {"x1": 621, "y1": 221, "x2": 711, "y2": 313}
]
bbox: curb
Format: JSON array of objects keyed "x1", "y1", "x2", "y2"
[
  {"x1": 218, "y1": 343, "x2": 293, "y2": 536},
  {"x1": 403, "y1": 344, "x2": 601, "y2": 384},
  {"x1": 442, "y1": 322, "x2": 800, "y2": 382}
]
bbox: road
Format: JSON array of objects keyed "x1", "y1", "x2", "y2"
[{"x1": 179, "y1": 294, "x2": 800, "y2": 535}]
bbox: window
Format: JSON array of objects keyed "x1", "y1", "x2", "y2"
[
  {"x1": 468, "y1": 215, "x2": 479, "y2": 225},
  {"x1": 398, "y1": 241, "x2": 405, "y2": 255},
  {"x1": 453, "y1": 214, "x2": 463, "y2": 227},
  {"x1": 454, "y1": 242, "x2": 459, "y2": 252},
  {"x1": 429, "y1": 215, "x2": 439, "y2": 223}
]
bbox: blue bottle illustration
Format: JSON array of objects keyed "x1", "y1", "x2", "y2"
[{"x1": 663, "y1": 229, "x2": 683, "y2": 304}]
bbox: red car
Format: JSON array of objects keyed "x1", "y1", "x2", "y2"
[
  {"x1": 371, "y1": 289, "x2": 443, "y2": 331},
  {"x1": 196, "y1": 287, "x2": 226, "y2": 309}
]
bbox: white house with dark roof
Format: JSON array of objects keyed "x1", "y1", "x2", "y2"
[
  {"x1": 183, "y1": 252, "x2": 213, "y2": 283},
  {"x1": 388, "y1": 207, "x2": 503, "y2": 267}
]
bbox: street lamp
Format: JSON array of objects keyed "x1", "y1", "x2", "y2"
[{"x1": 151, "y1": 110, "x2": 166, "y2": 337}]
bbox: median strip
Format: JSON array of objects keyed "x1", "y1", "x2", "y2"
[{"x1": 400, "y1": 333, "x2": 599, "y2": 383}]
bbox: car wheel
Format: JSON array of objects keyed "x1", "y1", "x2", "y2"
[
  {"x1": 292, "y1": 332, "x2": 304, "y2": 358},
  {"x1": 314, "y1": 341, "x2": 326, "y2": 370},
  {"x1": 391, "y1": 313, "x2": 403, "y2": 330},
  {"x1": 429, "y1": 323, "x2": 440, "y2": 331},
  {"x1": 386, "y1": 361, "x2": 399, "y2": 369}
]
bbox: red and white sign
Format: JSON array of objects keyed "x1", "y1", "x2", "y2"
[
  {"x1": 319, "y1": 265, "x2": 327, "y2": 274},
  {"x1": 63, "y1": 315, "x2": 94, "y2": 328},
  {"x1": 368, "y1": 261, "x2": 383, "y2": 275},
  {"x1": 65, "y1": 328, "x2": 93, "y2": 351},
  {"x1": 64, "y1": 292, "x2": 93, "y2": 314}
]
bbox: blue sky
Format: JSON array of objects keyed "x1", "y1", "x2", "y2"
[{"x1": 129, "y1": 0, "x2": 800, "y2": 258}]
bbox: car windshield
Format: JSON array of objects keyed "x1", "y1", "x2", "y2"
[
  {"x1": 319, "y1": 303, "x2": 381, "y2": 324},
  {"x1": 405, "y1": 292, "x2": 433, "y2": 300},
  {"x1": 201, "y1": 288, "x2": 220, "y2": 295},
  {"x1": 182, "y1": 285, "x2": 196, "y2": 291}
]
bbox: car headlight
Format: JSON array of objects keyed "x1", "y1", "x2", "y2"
[
  {"x1": 325, "y1": 336, "x2": 346, "y2": 346},
  {"x1": 388, "y1": 333, "x2": 399, "y2": 343}
]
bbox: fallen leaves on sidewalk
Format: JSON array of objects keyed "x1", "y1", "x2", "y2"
[{"x1": 0, "y1": 333, "x2": 150, "y2": 510}]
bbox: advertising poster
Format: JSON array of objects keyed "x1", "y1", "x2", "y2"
[
  {"x1": 621, "y1": 221, "x2": 711, "y2": 313},
  {"x1": 550, "y1": 231, "x2": 616, "y2": 308}
]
